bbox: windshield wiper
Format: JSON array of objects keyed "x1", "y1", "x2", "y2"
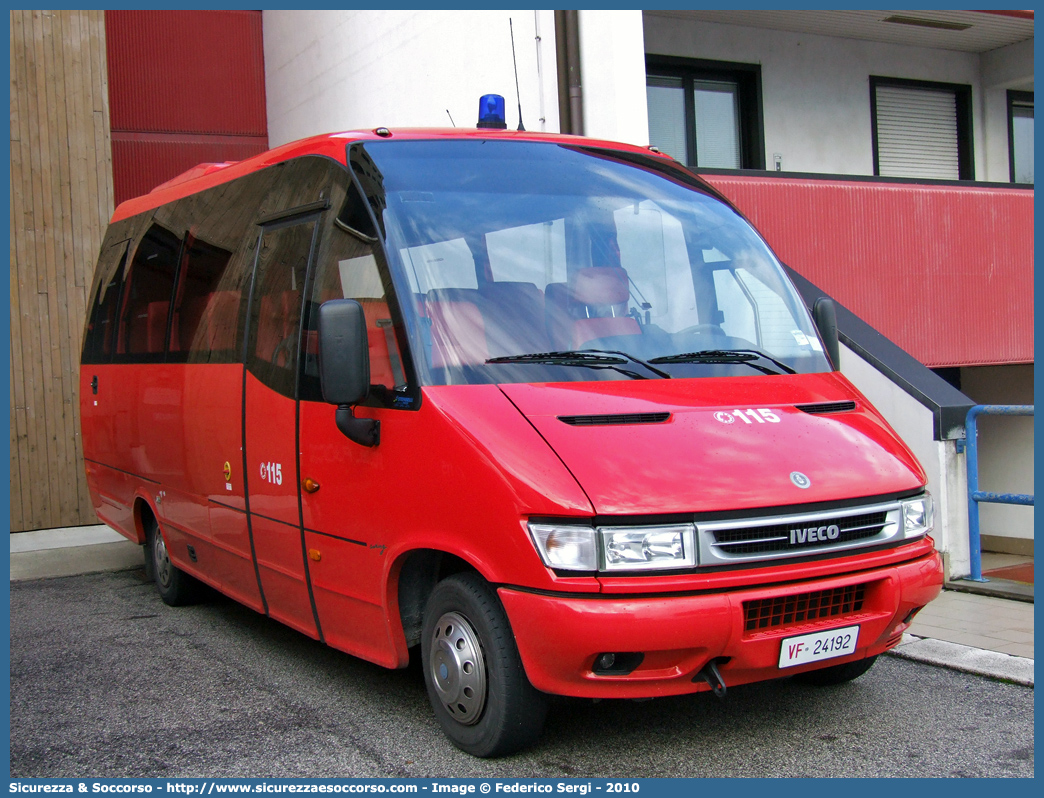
[
  {"x1": 486, "y1": 349, "x2": 671, "y2": 380},
  {"x1": 648, "y1": 349, "x2": 797, "y2": 376}
]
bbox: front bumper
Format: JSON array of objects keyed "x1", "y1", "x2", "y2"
[{"x1": 499, "y1": 548, "x2": 943, "y2": 698}]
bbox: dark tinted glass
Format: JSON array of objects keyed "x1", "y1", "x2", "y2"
[
  {"x1": 246, "y1": 219, "x2": 316, "y2": 398},
  {"x1": 115, "y1": 224, "x2": 181, "y2": 358},
  {"x1": 82, "y1": 241, "x2": 129, "y2": 363}
]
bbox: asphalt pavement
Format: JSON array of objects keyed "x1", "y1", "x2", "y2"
[{"x1": 7, "y1": 528, "x2": 1036, "y2": 778}]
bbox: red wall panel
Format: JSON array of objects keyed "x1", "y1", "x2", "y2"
[
  {"x1": 110, "y1": 134, "x2": 269, "y2": 209},
  {"x1": 702, "y1": 174, "x2": 1034, "y2": 368},
  {"x1": 105, "y1": 10, "x2": 269, "y2": 206},
  {"x1": 106, "y1": 10, "x2": 266, "y2": 136}
]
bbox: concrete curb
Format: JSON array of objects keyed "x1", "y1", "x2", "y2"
[{"x1": 887, "y1": 633, "x2": 1034, "y2": 686}]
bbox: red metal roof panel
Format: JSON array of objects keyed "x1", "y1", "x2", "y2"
[
  {"x1": 105, "y1": 10, "x2": 267, "y2": 136},
  {"x1": 702, "y1": 174, "x2": 1033, "y2": 368}
]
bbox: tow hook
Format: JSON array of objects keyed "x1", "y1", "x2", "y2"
[{"x1": 695, "y1": 659, "x2": 728, "y2": 699}]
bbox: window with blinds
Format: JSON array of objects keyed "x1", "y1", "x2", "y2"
[{"x1": 871, "y1": 77, "x2": 973, "y2": 181}]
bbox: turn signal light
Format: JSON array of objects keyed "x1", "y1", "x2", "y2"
[
  {"x1": 303, "y1": 478, "x2": 320, "y2": 493},
  {"x1": 308, "y1": 549, "x2": 322, "y2": 562}
]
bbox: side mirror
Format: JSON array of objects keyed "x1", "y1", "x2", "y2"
[
  {"x1": 812, "y1": 297, "x2": 840, "y2": 370},
  {"x1": 318, "y1": 300, "x2": 379, "y2": 447}
]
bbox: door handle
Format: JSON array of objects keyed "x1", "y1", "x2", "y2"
[{"x1": 91, "y1": 375, "x2": 98, "y2": 395}]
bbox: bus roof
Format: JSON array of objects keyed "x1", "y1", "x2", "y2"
[{"x1": 110, "y1": 129, "x2": 677, "y2": 223}]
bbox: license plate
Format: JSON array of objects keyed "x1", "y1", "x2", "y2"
[{"x1": 778, "y1": 625, "x2": 860, "y2": 668}]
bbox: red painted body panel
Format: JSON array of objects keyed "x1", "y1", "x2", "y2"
[
  {"x1": 244, "y1": 373, "x2": 316, "y2": 637},
  {"x1": 501, "y1": 372, "x2": 924, "y2": 514},
  {"x1": 701, "y1": 173, "x2": 1034, "y2": 367},
  {"x1": 502, "y1": 546, "x2": 942, "y2": 698},
  {"x1": 298, "y1": 384, "x2": 601, "y2": 666}
]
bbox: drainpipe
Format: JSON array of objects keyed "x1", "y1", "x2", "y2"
[{"x1": 554, "y1": 10, "x2": 583, "y2": 135}]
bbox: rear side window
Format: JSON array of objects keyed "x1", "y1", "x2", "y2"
[
  {"x1": 81, "y1": 241, "x2": 129, "y2": 363},
  {"x1": 172, "y1": 237, "x2": 240, "y2": 360},
  {"x1": 159, "y1": 167, "x2": 282, "y2": 365},
  {"x1": 115, "y1": 224, "x2": 181, "y2": 359}
]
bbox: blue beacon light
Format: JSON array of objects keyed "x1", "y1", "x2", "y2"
[{"x1": 476, "y1": 94, "x2": 507, "y2": 129}]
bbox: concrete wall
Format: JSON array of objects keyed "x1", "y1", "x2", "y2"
[
  {"x1": 263, "y1": 10, "x2": 560, "y2": 146},
  {"x1": 960, "y1": 364, "x2": 1034, "y2": 553},
  {"x1": 643, "y1": 13, "x2": 1031, "y2": 182},
  {"x1": 837, "y1": 343, "x2": 970, "y2": 578},
  {"x1": 577, "y1": 10, "x2": 649, "y2": 146}
]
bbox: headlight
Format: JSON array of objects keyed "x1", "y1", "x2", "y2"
[
  {"x1": 528, "y1": 522, "x2": 696, "y2": 572},
  {"x1": 599, "y1": 524, "x2": 696, "y2": 571},
  {"x1": 528, "y1": 524, "x2": 597, "y2": 571},
  {"x1": 901, "y1": 492, "x2": 934, "y2": 539}
]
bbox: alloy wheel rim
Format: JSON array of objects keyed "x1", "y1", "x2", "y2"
[{"x1": 429, "y1": 611, "x2": 487, "y2": 725}]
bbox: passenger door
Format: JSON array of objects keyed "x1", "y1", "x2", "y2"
[{"x1": 243, "y1": 216, "x2": 320, "y2": 638}]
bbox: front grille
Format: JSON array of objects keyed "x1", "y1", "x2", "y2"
[
  {"x1": 712, "y1": 511, "x2": 888, "y2": 555},
  {"x1": 558, "y1": 412, "x2": 671, "y2": 426},
  {"x1": 795, "y1": 401, "x2": 857, "y2": 414},
  {"x1": 744, "y1": 583, "x2": 867, "y2": 632}
]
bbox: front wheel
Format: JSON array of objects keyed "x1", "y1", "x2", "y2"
[
  {"x1": 794, "y1": 655, "x2": 877, "y2": 686},
  {"x1": 421, "y1": 572, "x2": 547, "y2": 757}
]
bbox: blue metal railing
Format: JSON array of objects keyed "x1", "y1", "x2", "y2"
[{"x1": 955, "y1": 405, "x2": 1034, "y2": 582}]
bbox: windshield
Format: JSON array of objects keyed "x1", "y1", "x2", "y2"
[{"x1": 356, "y1": 140, "x2": 830, "y2": 385}]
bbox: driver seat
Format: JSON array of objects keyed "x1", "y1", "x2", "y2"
[{"x1": 568, "y1": 267, "x2": 639, "y2": 348}]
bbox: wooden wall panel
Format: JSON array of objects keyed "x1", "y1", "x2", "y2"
[{"x1": 9, "y1": 10, "x2": 113, "y2": 531}]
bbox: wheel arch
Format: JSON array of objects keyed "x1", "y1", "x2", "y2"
[
  {"x1": 132, "y1": 493, "x2": 160, "y2": 544},
  {"x1": 390, "y1": 548, "x2": 481, "y2": 655}
]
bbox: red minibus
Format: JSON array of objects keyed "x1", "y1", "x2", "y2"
[{"x1": 81, "y1": 125, "x2": 943, "y2": 757}]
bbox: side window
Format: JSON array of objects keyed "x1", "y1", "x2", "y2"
[
  {"x1": 173, "y1": 237, "x2": 238, "y2": 359},
  {"x1": 400, "y1": 238, "x2": 477, "y2": 294},
  {"x1": 246, "y1": 219, "x2": 316, "y2": 397},
  {"x1": 82, "y1": 240, "x2": 129, "y2": 363},
  {"x1": 711, "y1": 268, "x2": 757, "y2": 344},
  {"x1": 486, "y1": 220, "x2": 567, "y2": 290},
  {"x1": 115, "y1": 224, "x2": 181, "y2": 359},
  {"x1": 734, "y1": 268, "x2": 806, "y2": 354},
  {"x1": 301, "y1": 226, "x2": 406, "y2": 405}
]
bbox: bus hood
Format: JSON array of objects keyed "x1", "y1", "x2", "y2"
[{"x1": 498, "y1": 373, "x2": 926, "y2": 516}]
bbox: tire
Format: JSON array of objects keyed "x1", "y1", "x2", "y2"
[
  {"x1": 794, "y1": 655, "x2": 877, "y2": 686},
  {"x1": 421, "y1": 572, "x2": 548, "y2": 757},
  {"x1": 145, "y1": 517, "x2": 201, "y2": 607}
]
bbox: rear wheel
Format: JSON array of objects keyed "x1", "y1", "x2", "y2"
[
  {"x1": 421, "y1": 572, "x2": 547, "y2": 757},
  {"x1": 145, "y1": 517, "x2": 200, "y2": 606},
  {"x1": 794, "y1": 655, "x2": 877, "y2": 686}
]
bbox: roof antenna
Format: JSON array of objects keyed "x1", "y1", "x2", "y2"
[
  {"x1": 446, "y1": 109, "x2": 456, "y2": 127},
  {"x1": 509, "y1": 18, "x2": 525, "y2": 131}
]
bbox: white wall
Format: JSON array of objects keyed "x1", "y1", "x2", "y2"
[
  {"x1": 263, "y1": 10, "x2": 560, "y2": 146},
  {"x1": 577, "y1": 10, "x2": 649, "y2": 146},
  {"x1": 837, "y1": 342, "x2": 970, "y2": 579},
  {"x1": 980, "y1": 38, "x2": 1034, "y2": 182},
  {"x1": 643, "y1": 13, "x2": 1027, "y2": 180},
  {"x1": 960, "y1": 364, "x2": 1034, "y2": 550}
]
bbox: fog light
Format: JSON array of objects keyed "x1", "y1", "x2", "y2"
[{"x1": 592, "y1": 652, "x2": 644, "y2": 675}]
